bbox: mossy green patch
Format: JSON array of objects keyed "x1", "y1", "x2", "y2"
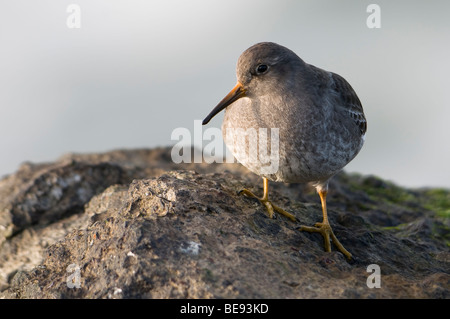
[
  {"x1": 422, "y1": 188, "x2": 450, "y2": 219},
  {"x1": 364, "y1": 180, "x2": 416, "y2": 206},
  {"x1": 343, "y1": 173, "x2": 450, "y2": 220}
]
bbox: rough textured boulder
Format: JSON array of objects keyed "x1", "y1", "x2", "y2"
[{"x1": 0, "y1": 148, "x2": 449, "y2": 298}]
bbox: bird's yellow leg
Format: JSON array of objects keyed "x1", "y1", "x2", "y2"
[
  {"x1": 298, "y1": 190, "x2": 352, "y2": 259},
  {"x1": 239, "y1": 178, "x2": 297, "y2": 222}
]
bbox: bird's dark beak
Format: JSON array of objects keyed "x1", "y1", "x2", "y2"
[{"x1": 202, "y1": 82, "x2": 246, "y2": 125}]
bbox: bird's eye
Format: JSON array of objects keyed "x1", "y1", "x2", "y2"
[{"x1": 256, "y1": 64, "x2": 269, "y2": 74}]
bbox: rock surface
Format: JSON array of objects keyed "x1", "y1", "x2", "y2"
[{"x1": 0, "y1": 147, "x2": 449, "y2": 298}]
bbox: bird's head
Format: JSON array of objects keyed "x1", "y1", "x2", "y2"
[{"x1": 202, "y1": 42, "x2": 304, "y2": 125}]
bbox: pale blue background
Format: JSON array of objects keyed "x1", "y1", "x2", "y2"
[{"x1": 1, "y1": 0, "x2": 449, "y2": 188}]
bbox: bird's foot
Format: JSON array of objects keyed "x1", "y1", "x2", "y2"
[
  {"x1": 298, "y1": 222, "x2": 352, "y2": 260},
  {"x1": 238, "y1": 188, "x2": 297, "y2": 222}
]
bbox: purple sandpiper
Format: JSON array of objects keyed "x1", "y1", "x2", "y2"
[{"x1": 203, "y1": 42, "x2": 367, "y2": 259}]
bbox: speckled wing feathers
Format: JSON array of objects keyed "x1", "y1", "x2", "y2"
[{"x1": 330, "y1": 72, "x2": 367, "y2": 136}]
